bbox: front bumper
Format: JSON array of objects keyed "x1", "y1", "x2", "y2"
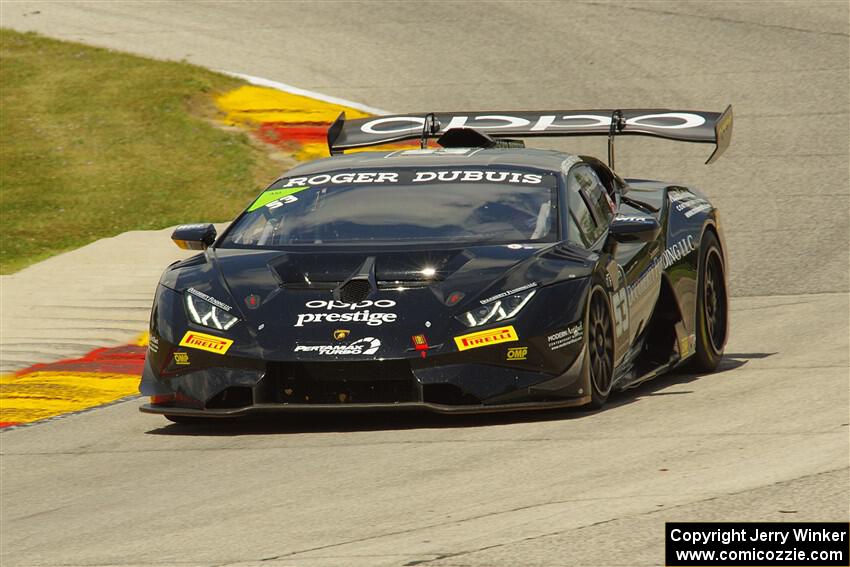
[
  {"x1": 140, "y1": 396, "x2": 591, "y2": 417},
  {"x1": 139, "y1": 347, "x2": 589, "y2": 416}
]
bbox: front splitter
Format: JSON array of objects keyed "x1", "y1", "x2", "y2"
[{"x1": 139, "y1": 396, "x2": 591, "y2": 417}]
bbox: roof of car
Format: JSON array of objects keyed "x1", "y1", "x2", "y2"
[{"x1": 279, "y1": 147, "x2": 579, "y2": 179}]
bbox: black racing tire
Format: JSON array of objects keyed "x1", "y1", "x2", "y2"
[
  {"x1": 586, "y1": 285, "x2": 615, "y2": 409},
  {"x1": 688, "y1": 231, "x2": 728, "y2": 372}
]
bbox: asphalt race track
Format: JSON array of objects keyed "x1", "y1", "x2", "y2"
[{"x1": 2, "y1": 2, "x2": 848, "y2": 566}]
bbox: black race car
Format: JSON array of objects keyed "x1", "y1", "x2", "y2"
[{"x1": 139, "y1": 107, "x2": 733, "y2": 420}]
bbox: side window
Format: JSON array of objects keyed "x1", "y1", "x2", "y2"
[
  {"x1": 568, "y1": 188, "x2": 596, "y2": 247},
  {"x1": 567, "y1": 164, "x2": 614, "y2": 246}
]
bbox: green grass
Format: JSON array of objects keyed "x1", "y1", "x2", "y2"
[{"x1": 0, "y1": 29, "x2": 284, "y2": 273}]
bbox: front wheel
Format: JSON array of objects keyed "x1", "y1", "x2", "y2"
[
  {"x1": 586, "y1": 285, "x2": 615, "y2": 409},
  {"x1": 688, "y1": 231, "x2": 728, "y2": 372}
]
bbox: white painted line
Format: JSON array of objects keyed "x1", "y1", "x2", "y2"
[{"x1": 220, "y1": 71, "x2": 391, "y2": 116}]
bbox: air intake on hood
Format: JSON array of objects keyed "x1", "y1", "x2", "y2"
[
  {"x1": 333, "y1": 256, "x2": 377, "y2": 303},
  {"x1": 339, "y1": 278, "x2": 372, "y2": 303}
]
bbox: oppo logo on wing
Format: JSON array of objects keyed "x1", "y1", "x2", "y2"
[
  {"x1": 359, "y1": 113, "x2": 707, "y2": 135},
  {"x1": 295, "y1": 299, "x2": 398, "y2": 327}
]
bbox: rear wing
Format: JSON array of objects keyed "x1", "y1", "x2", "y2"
[{"x1": 327, "y1": 106, "x2": 733, "y2": 166}]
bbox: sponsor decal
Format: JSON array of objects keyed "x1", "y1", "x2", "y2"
[
  {"x1": 281, "y1": 172, "x2": 399, "y2": 188},
  {"x1": 479, "y1": 282, "x2": 538, "y2": 305},
  {"x1": 148, "y1": 334, "x2": 159, "y2": 353},
  {"x1": 680, "y1": 333, "x2": 696, "y2": 357},
  {"x1": 506, "y1": 346, "x2": 528, "y2": 361},
  {"x1": 412, "y1": 334, "x2": 430, "y2": 358},
  {"x1": 333, "y1": 329, "x2": 350, "y2": 340},
  {"x1": 359, "y1": 112, "x2": 707, "y2": 136},
  {"x1": 454, "y1": 325, "x2": 519, "y2": 351},
  {"x1": 548, "y1": 323, "x2": 583, "y2": 350},
  {"x1": 611, "y1": 236, "x2": 697, "y2": 338},
  {"x1": 669, "y1": 189, "x2": 712, "y2": 218},
  {"x1": 276, "y1": 169, "x2": 550, "y2": 190},
  {"x1": 294, "y1": 337, "x2": 381, "y2": 356},
  {"x1": 626, "y1": 235, "x2": 697, "y2": 304},
  {"x1": 173, "y1": 352, "x2": 190, "y2": 365},
  {"x1": 678, "y1": 336, "x2": 690, "y2": 357},
  {"x1": 247, "y1": 186, "x2": 309, "y2": 211},
  {"x1": 410, "y1": 170, "x2": 542, "y2": 184},
  {"x1": 245, "y1": 294, "x2": 261, "y2": 309},
  {"x1": 178, "y1": 331, "x2": 234, "y2": 355},
  {"x1": 187, "y1": 288, "x2": 232, "y2": 312},
  {"x1": 295, "y1": 299, "x2": 397, "y2": 327},
  {"x1": 615, "y1": 214, "x2": 654, "y2": 223}
]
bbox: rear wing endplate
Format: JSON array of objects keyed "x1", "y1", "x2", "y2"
[{"x1": 327, "y1": 106, "x2": 733, "y2": 165}]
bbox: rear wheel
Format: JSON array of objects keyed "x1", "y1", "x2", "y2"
[
  {"x1": 689, "y1": 231, "x2": 728, "y2": 372},
  {"x1": 587, "y1": 286, "x2": 615, "y2": 409}
]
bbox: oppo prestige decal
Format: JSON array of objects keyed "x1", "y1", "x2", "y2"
[
  {"x1": 295, "y1": 300, "x2": 397, "y2": 327},
  {"x1": 358, "y1": 112, "x2": 707, "y2": 135}
]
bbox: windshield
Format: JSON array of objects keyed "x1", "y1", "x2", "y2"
[{"x1": 220, "y1": 167, "x2": 559, "y2": 247}]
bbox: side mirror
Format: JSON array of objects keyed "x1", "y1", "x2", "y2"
[
  {"x1": 609, "y1": 214, "x2": 660, "y2": 243},
  {"x1": 171, "y1": 223, "x2": 216, "y2": 250}
]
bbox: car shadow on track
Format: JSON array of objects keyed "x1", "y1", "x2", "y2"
[{"x1": 144, "y1": 351, "x2": 774, "y2": 436}]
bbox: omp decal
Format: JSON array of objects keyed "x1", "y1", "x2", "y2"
[
  {"x1": 454, "y1": 326, "x2": 519, "y2": 351},
  {"x1": 247, "y1": 186, "x2": 309, "y2": 212},
  {"x1": 480, "y1": 282, "x2": 538, "y2": 305},
  {"x1": 0, "y1": 340, "x2": 147, "y2": 428},
  {"x1": 179, "y1": 331, "x2": 233, "y2": 354},
  {"x1": 173, "y1": 352, "x2": 190, "y2": 365},
  {"x1": 548, "y1": 323, "x2": 583, "y2": 350},
  {"x1": 186, "y1": 287, "x2": 233, "y2": 311},
  {"x1": 506, "y1": 346, "x2": 528, "y2": 360},
  {"x1": 294, "y1": 337, "x2": 381, "y2": 356}
]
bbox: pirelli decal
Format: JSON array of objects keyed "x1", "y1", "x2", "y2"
[
  {"x1": 179, "y1": 331, "x2": 233, "y2": 355},
  {"x1": 454, "y1": 325, "x2": 519, "y2": 352}
]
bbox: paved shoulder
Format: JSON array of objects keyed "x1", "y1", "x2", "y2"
[{"x1": 0, "y1": 227, "x2": 192, "y2": 373}]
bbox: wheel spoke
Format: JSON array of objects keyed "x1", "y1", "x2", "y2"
[
  {"x1": 703, "y1": 250, "x2": 727, "y2": 353},
  {"x1": 588, "y1": 290, "x2": 614, "y2": 397}
]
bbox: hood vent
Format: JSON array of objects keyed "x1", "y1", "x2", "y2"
[
  {"x1": 334, "y1": 256, "x2": 377, "y2": 303},
  {"x1": 338, "y1": 278, "x2": 372, "y2": 303}
]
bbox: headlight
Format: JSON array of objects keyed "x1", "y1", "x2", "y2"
[
  {"x1": 185, "y1": 292, "x2": 239, "y2": 330},
  {"x1": 457, "y1": 289, "x2": 536, "y2": 328}
]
